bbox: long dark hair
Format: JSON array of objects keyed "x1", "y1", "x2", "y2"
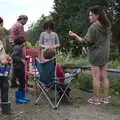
[{"x1": 89, "y1": 5, "x2": 110, "y2": 29}]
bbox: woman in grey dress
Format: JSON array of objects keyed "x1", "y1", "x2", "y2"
[{"x1": 69, "y1": 6, "x2": 111, "y2": 104}]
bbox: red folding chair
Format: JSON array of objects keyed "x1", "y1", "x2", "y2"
[{"x1": 25, "y1": 48, "x2": 40, "y2": 92}]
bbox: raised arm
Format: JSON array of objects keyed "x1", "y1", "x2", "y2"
[{"x1": 69, "y1": 31, "x2": 83, "y2": 41}]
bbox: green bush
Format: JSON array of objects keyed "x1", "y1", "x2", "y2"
[
  {"x1": 56, "y1": 50, "x2": 89, "y2": 66},
  {"x1": 109, "y1": 59, "x2": 120, "y2": 69},
  {"x1": 56, "y1": 51, "x2": 120, "y2": 94},
  {"x1": 109, "y1": 77, "x2": 120, "y2": 95},
  {"x1": 72, "y1": 72, "x2": 92, "y2": 90}
]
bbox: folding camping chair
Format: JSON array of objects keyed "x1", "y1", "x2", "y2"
[{"x1": 34, "y1": 58, "x2": 80, "y2": 109}]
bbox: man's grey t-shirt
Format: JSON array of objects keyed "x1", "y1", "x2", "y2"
[{"x1": 39, "y1": 31, "x2": 59, "y2": 46}]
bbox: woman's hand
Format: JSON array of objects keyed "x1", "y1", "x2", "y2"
[
  {"x1": 69, "y1": 31, "x2": 77, "y2": 37},
  {"x1": 69, "y1": 30, "x2": 82, "y2": 41}
]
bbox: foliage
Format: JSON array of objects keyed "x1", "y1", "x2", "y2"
[
  {"x1": 27, "y1": 50, "x2": 120, "y2": 104},
  {"x1": 108, "y1": 59, "x2": 120, "y2": 69},
  {"x1": 56, "y1": 52, "x2": 120, "y2": 98},
  {"x1": 28, "y1": 0, "x2": 120, "y2": 59},
  {"x1": 51, "y1": 0, "x2": 110, "y2": 55},
  {"x1": 110, "y1": 77, "x2": 120, "y2": 96},
  {"x1": 107, "y1": 0, "x2": 120, "y2": 58},
  {"x1": 52, "y1": 0, "x2": 120, "y2": 58},
  {"x1": 56, "y1": 50, "x2": 89, "y2": 66},
  {"x1": 26, "y1": 41, "x2": 35, "y2": 49},
  {"x1": 72, "y1": 72, "x2": 92, "y2": 90}
]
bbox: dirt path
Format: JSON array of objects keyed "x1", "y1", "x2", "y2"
[{"x1": 0, "y1": 89, "x2": 120, "y2": 120}]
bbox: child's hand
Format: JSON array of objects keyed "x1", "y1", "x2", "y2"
[
  {"x1": 0, "y1": 59, "x2": 8, "y2": 64},
  {"x1": 44, "y1": 45, "x2": 51, "y2": 49},
  {"x1": 6, "y1": 55, "x2": 11, "y2": 61},
  {"x1": 5, "y1": 55, "x2": 12, "y2": 64},
  {"x1": 65, "y1": 73, "x2": 70, "y2": 77}
]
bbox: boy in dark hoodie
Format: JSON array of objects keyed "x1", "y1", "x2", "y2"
[{"x1": 12, "y1": 36, "x2": 30, "y2": 104}]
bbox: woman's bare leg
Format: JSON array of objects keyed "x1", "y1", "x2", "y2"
[
  {"x1": 101, "y1": 64, "x2": 109, "y2": 97},
  {"x1": 91, "y1": 66, "x2": 101, "y2": 97}
]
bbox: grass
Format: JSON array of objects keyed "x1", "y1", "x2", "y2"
[
  {"x1": 56, "y1": 52, "x2": 120, "y2": 105},
  {"x1": 27, "y1": 51, "x2": 120, "y2": 105},
  {"x1": 56, "y1": 51, "x2": 89, "y2": 66},
  {"x1": 108, "y1": 59, "x2": 120, "y2": 69}
]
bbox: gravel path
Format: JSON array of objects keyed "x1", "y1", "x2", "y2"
[{"x1": 0, "y1": 89, "x2": 120, "y2": 120}]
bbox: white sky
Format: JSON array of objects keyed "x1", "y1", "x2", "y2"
[{"x1": 0, "y1": 0, "x2": 54, "y2": 30}]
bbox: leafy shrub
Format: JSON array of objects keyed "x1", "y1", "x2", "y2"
[
  {"x1": 72, "y1": 72, "x2": 92, "y2": 91},
  {"x1": 109, "y1": 59, "x2": 120, "y2": 69},
  {"x1": 109, "y1": 77, "x2": 120, "y2": 95}
]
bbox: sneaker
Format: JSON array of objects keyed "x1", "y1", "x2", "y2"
[
  {"x1": 88, "y1": 97, "x2": 101, "y2": 105},
  {"x1": 101, "y1": 97, "x2": 110, "y2": 104}
]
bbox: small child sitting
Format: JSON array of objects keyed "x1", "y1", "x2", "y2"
[
  {"x1": 43, "y1": 48, "x2": 71, "y2": 82},
  {"x1": 43, "y1": 48, "x2": 71, "y2": 102}
]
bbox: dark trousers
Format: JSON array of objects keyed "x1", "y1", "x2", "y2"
[
  {"x1": 14, "y1": 66, "x2": 25, "y2": 91},
  {"x1": 0, "y1": 76, "x2": 9, "y2": 102},
  {"x1": 11, "y1": 73, "x2": 17, "y2": 85},
  {"x1": 11, "y1": 64, "x2": 17, "y2": 86},
  {"x1": 10, "y1": 45, "x2": 17, "y2": 86}
]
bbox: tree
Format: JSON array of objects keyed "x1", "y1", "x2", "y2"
[
  {"x1": 51, "y1": 0, "x2": 110, "y2": 56},
  {"x1": 106, "y1": 0, "x2": 120, "y2": 58},
  {"x1": 28, "y1": 0, "x2": 120, "y2": 59}
]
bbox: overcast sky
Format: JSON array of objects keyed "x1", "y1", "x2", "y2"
[{"x1": 0, "y1": 0, "x2": 54, "y2": 30}]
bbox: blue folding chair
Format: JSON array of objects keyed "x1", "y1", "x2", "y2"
[{"x1": 34, "y1": 58, "x2": 80, "y2": 109}]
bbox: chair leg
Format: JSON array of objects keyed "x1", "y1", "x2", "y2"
[
  {"x1": 54, "y1": 83, "x2": 57, "y2": 108},
  {"x1": 35, "y1": 82, "x2": 41, "y2": 98},
  {"x1": 35, "y1": 82, "x2": 56, "y2": 109},
  {"x1": 60, "y1": 86, "x2": 71, "y2": 101},
  {"x1": 56, "y1": 84, "x2": 71, "y2": 108},
  {"x1": 35, "y1": 81, "x2": 72, "y2": 109},
  {"x1": 35, "y1": 92, "x2": 43, "y2": 104}
]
